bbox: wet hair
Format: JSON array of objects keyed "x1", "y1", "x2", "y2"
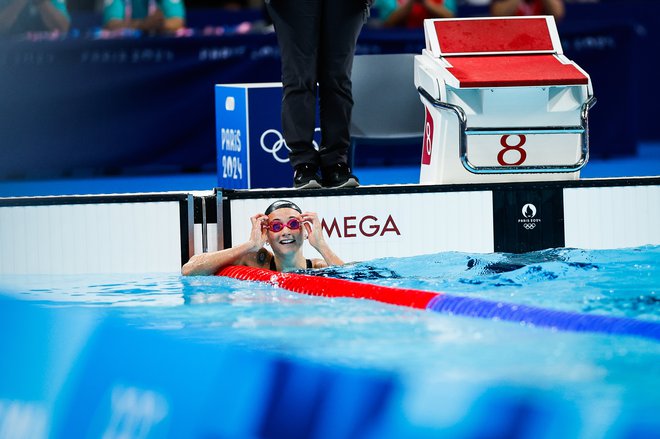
[{"x1": 264, "y1": 199, "x2": 302, "y2": 215}]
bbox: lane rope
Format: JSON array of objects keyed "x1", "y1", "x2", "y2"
[{"x1": 217, "y1": 266, "x2": 660, "y2": 342}]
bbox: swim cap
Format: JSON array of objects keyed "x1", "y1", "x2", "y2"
[{"x1": 264, "y1": 199, "x2": 302, "y2": 215}]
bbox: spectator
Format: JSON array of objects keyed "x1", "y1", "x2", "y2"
[
  {"x1": 0, "y1": 0, "x2": 69, "y2": 35},
  {"x1": 490, "y1": 0, "x2": 565, "y2": 21},
  {"x1": 375, "y1": 0, "x2": 457, "y2": 29},
  {"x1": 104, "y1": 0, "x2": 185, "y2": 34}
]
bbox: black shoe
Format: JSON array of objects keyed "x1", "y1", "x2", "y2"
[
  {"x1": 293, "y1": 164, "x2": 322, "y2": 189},
  {"x1": 322, "y1": 163, "x2": 360, "y2": 188}
]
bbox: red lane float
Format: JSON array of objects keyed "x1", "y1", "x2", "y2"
[{"x1": 217, "y1": 265, "x2": 439, "y2": 309}]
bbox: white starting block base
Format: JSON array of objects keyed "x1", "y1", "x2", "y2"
[
  {"x1": 415, "y1": 16, "x2": 595, "y2": 185},
  {"x1": 419, "y1": 99, "x2": 584, "y2": 184}
]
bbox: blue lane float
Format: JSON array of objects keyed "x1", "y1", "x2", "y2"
[
  {"x1": 219, "y1": 265, "x2": 660, "y2": 343},
  {"x1": 427, "y1": 295, "x2": 660, "y2": 342}
]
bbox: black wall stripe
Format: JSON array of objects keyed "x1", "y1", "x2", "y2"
[
  {"x1": 492, "y1": 187, "x2": 565, "y2": 253},
  {"x1": 179, "y1": 198, "x2": 192, "y2": 265},
  {"x1": 193, "y1": 196, "x2": 218, "y2": 224},
  {"x1": 223, "y1": 196, "x2": 233, "y2": 249}
]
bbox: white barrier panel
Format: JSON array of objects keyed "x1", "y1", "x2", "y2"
[
  {"x1": 0, "y1": 195, "x2": 193, "y2": 275},
  {"x1": 227, "y1": 190, "x2": 495, "y2": 262},
  {"x1": 3, "y1": 179, "x2": 657, "y2": 276},
  {"x1": 193, "y1": 224, "x2": 218, "y2": 255},
  {"x1": 564, "y1": 184, "x2": 660, "y2": 249},
  {"x1": 221, "y1": 178, "x2": 660, "y2": 259}
]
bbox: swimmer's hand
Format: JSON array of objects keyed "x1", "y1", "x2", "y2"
[
  {"x1": 301, "y1": 211, "x2": 326, "y2": 250},
  {"x1": 249, "y1": 213, "x2": 269, "y2": 251},
  {"x1": 302, "y1": 211, "x2": 344, "y2": 267}
]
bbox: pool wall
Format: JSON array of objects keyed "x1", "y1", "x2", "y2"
[
  {"x1": 0, "y1": 194, "x2": 194, "y2": 274},
  {"x1": 1, "y1": 177, "x2": 658, "y2": 275}
]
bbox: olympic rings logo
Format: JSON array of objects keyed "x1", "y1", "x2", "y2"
[
  {"x1": 260, "y1": 129, "x2": 290, "y2": 163},
  {"x1": 260, "y1": 128, "x2": 321, "y2": 163}
]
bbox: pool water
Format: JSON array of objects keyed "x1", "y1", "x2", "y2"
[{"x1": 1, "y1": 245, "x2": 659, "y2": 438}]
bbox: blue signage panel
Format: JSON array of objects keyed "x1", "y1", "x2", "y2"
[
  {"x1": 216, "y1": 83, "x2": 321, "y2": 189},
  {"x1": 247, "y1": 86, "x2": 295, "y2": 189},
  {"x1": 215, "y1": 85, "x2": 249, "y2": 189}
]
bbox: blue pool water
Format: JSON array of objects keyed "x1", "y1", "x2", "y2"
[{"x1": 1, "y1": 246, "x2": 659, "y2": 437}]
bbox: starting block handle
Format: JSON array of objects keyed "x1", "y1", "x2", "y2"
[{"x1": 418, "y1": 87, "x2": 597, "y2": 174}]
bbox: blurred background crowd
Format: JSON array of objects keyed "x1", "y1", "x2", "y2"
[
  {"x1": 1, "y1": 0, "x2": 606, "y2": 37},
  {"x1": 0, "y1": 0, "x2": 657, "y2": 184}
]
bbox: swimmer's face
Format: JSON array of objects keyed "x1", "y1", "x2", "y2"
[{"x1": 265, "y1": 207, "x2": 304, "y2": 254}]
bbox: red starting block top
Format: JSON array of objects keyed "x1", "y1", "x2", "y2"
[
  {"x1": 447, "y1": 54, "x2": 589, "y2": 88},
  {"x1": 426, "y1": 17, "x2": 561, "y2": 56},
  {"x1": 424, "y1": 16, "x2": 589, "y2": 88}
]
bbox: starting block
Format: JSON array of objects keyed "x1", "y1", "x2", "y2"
[{"x1": 414, "y1": 16, "x2": 596, "y2": 184}]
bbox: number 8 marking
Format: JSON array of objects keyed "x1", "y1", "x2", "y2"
[{"x1": 497, "y1": 135, "x2": 527, "y2": 166}]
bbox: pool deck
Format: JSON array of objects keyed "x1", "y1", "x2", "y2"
[{"x1": 1, "y1": 142, "x2": 658, "y2": 198}]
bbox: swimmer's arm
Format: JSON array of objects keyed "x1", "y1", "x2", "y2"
[
  {"x1": 312, "y1": 247, "x2": 344, "y2": 268},
  {"x1": 310, "y1": 243, "x2": 344, "y2": 268},
  {"x1": 182, "y1": 212, "x2": 268, "y2": 276},
  {"x1": 181, "y1": 241, "x2": 260, "y2": 276}
]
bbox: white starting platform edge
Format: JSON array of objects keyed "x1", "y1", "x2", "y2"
[
  {"x1": 415, "y1": 16, "x2": 595, "y2": 184},
  {"x1": 2, "y1": 178, "x2": 657, "y2": 274}
]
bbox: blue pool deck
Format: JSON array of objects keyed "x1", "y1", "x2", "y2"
[{"x1": 1, "y1": 142, "x2": 659, "y2": 198}]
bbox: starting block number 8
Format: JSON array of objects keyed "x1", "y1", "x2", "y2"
[{"x1": 497, "y1": 135, "x2": 527, "y2": 166}]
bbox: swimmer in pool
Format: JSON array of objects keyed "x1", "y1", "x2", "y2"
[{"x1": 181, "y1": 200, "x2": 344, "y2": 275}]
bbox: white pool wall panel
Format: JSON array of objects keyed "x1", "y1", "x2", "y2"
[
  {"x1": 0, "y1": 201, "x2": 184, "y2": 275},
  {"x1": 229, "y1": 191, "x2": 495, "y2": 262},
  {"x1": 564, "y1": 185, "x2": 660, "y2": 249}
]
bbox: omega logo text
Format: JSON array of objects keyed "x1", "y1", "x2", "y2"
[{"x1": 322, "y1": 215, "x2": 401, "y2": 238}]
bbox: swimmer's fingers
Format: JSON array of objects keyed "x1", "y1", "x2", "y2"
[
  {"x1": 248, "y1": 214, "x2": 269, "y2": 249},
  {"x1": 250, "y1": 214, "x2": 268, "y2": 228},
  {"x1": 301, "y1": 211, "x2": 320, "y2": 226},
  {"x1": 301, "y1": 212, "x2": 325, "y2": 245}
]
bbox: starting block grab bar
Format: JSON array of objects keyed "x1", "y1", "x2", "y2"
[{"x1": 418, "y1": 87, "x2": 597, "y2": 174}]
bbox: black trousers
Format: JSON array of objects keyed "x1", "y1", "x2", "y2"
[{"x1": 266, "y1": 0, "x2": 365, "y2": 170}]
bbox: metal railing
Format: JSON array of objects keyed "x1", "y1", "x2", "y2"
[{"x1": 418, "y1": 86, "x2": 597, "y2": 174}]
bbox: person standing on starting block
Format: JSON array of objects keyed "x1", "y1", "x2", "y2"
[
  {"x1": 181, "y1": 200, "x2": 344, "y2": 275},
  {"x1": 265, "y1": 0, "x2": 369, "y2": 189}
]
